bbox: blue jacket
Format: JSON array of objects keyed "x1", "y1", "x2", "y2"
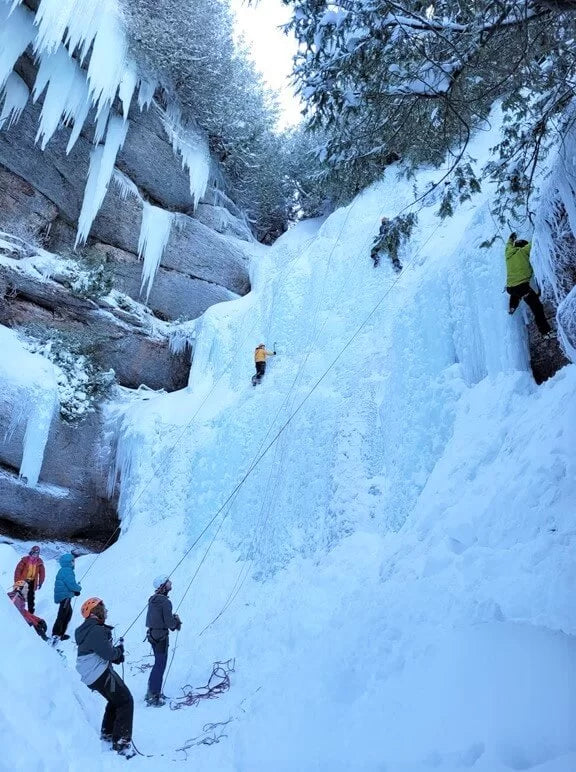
[{"x1": 54, "y1": 554, "x2": 82, "y2": 603}]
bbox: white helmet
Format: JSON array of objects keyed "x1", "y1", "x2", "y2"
[{"x1": 153, "y1": 575, "x2": 170, "y2": 590}]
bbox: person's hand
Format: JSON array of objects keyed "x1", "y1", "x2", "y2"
[
  {"x1": 74, "y1": 591, "x2": 80, "y2": 596},
  {"x1": 174, "y1": 614, "x2": 182, "y2": 630},
  {"x1": 38, "y1": 584, "x2": 43, "y2": 590}
]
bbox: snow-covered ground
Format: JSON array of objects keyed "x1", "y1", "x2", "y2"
[{"x1": 1, "y1": 121, "x2": 576, "y2": 771}]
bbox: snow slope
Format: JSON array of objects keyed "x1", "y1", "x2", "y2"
[{"x1": 1, "y1": 121, "x2": 576, "y2": 770}]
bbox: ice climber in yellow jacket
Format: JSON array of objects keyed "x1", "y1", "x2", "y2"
[
  {"x1": 505, "y1": 234, "x2": 551, "y2": 336},
  {"x1": 253, "y1": 344, "x2": 276, "y2": 385}
]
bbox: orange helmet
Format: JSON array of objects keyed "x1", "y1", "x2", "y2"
[{"x1": 81, "y1": 597, "x2": 103, "y2": 618}]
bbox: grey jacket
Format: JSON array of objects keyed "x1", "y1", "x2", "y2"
[
  {"x1": 75, "y1": 617, "x2": 123, "y2": 686},
  {"x1": 145, "y1": 593, "x2": 180, "y2": 637}
]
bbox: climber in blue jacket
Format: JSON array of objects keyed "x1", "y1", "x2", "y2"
[{"x1": 52, "y1": 553, "x2": 82, "y2": 642}]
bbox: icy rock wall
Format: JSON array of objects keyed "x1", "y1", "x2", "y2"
[{"x1": 0, "y1": 0, "x2": 250, "y2": 320}]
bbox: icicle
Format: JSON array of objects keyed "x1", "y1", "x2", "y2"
[
  {"x1": 137, "y1": 78, "x2": 155, "y2": 110},
  {"x1": 138, "y1": 202, "x2": 174, "y2": 301},
  {"x1": 169, "y1": 327, "x2": 196, "y2": 356},
  {"x1": 0, "y1": 2, "x2": 35, "y2": 91},
  {"x1": 113, "y1": 169, "x2": 140, "y2": 200},
  {"x1": 0, "y1": 71, "x2": 29, "y2": 129},
  {"x1": 76, "y1": 115, "x2": 129, "y2": 245},
  {"x1": 93, "y1": 105, "x2": 110, "y2": 145},
  {"x1": 34, "y1": 0, "x2": 83, "y2": 56},
  {"x1": 65, "y1": 70, "x2": 91, "y2": 152},
  {"x1": 33, "y1": 46, "x2": 90, "y2": 150},
  {"x1": 118, "y1": 66, "x2": 137, "y2": 118},
  {"x1": 162, "y1": 107, "x2": 210, "y2": 206},
  {"x1": 20, "y1": 383, "x2": 59, "y2": 487},
  {"x1": 85, "y1": 2, "x2": 128, "y2": 117},
  {"x1": 35, "y1": 0, "x2": 129, "y2": 116}
]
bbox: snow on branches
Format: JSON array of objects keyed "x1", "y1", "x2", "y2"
[{"x1": 283, "y1": 0, "x2": 576, "y2": 212}]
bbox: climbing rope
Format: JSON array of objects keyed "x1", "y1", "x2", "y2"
[{"x1": 169, "y1": 659, "x2": 235, "y2": 710}]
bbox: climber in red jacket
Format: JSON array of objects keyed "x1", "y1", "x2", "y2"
[{"x1": 14, "y1": 546, "x2": 45, "y2": 614}]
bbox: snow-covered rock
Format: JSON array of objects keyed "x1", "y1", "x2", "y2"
[{"x1": 0, "y1": 254, "x2": 190, "y2": 391}]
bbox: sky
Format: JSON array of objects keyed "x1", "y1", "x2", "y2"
[{"x1": 230, "y1": 0, "x2": 302, "y2": 129}]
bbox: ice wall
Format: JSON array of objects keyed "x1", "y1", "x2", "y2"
[{"x1": 110, "y1": 119, "x2": 535, "y2": 572}]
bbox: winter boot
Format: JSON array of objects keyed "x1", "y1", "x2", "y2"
[
  {"x1": 145, "y1": 692, "x2": 166, "y2": 707},
  {"x1": 113, "y1": 739, "x2": 136, "y2": 759}
]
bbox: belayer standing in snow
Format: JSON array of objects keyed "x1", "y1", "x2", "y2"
[
  {"x1": 505, "y1": 234, "x2": 551, "y2": 335},
  {"x1": 52, "y1": 553, "x2": 82, "y2": 642},
  {"x1": 252, "y1": 343, "x2": 276, "y2": 385},
  {"x1": 75, "y1": 597, "x2": 135, "y2": 758},
  {"x1": 370, "y1": 217, "x2": 402, "y2": 272},
  {"x1": 145, "y1": 576, "x2": 182, "y2": 707},
  {"x1": 14, "y1": 545, "x2": 45, "y2": 614},
  {"x1": 8, "y1": 580, "x2": 49, "y2": 640}
]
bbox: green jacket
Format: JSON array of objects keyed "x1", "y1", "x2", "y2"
[{"x1": 505, "y1": 239, "x2": 533, "y2": 287}]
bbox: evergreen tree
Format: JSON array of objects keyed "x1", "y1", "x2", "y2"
[
  {"x1": 122, "y1": 0, "x2": 291, "y2": 239},
  {"x1": 280, "y1": 0, "x2": 576, "y2": 220}
]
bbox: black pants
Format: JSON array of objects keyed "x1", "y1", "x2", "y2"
[
  {"x1": 370, "y1": 248, "x2": 402, "y2": 272},
  {"x1": 26, "y1": 581, "x2": 36, "y2": 614},
  {"x1": 507, "y1": 283, "x2": 551, "y2": 335},
  {"x1": 52, "y1": 598, "x2": 72, "y2": 638},
  {"x1": 148, "y1": 635, "x2": 169, "y2": 696},
  {"x1": 254, "y1": 361, "x2": 266, "y2": 382},
  {"x1": 90, "y1": 667, "x2": 134, "y2": 743}
]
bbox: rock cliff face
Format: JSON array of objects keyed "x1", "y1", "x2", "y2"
[{"x1": 0, "y1": 6, "x2": 254, "y2": 545}]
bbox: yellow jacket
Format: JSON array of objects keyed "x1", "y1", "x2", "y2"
[{"x1": 254, "y1": 347, "x2": 275, "y2": 363}]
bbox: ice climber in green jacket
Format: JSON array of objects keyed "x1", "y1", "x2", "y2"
[{"x1": 505, "y1": 234, "x2": 551, "y2": 335}]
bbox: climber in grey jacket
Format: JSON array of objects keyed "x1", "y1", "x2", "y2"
[
  {"x1": 75, "y1": 597, "x2": 135, "y2": 758},
  {"x1": 145, "y1": 575, "x2": 182, "y2": 706}
]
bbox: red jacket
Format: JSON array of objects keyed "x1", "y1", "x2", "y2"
[{"x1": 14, "y1": 556, "x2": 45, "y2": 589}]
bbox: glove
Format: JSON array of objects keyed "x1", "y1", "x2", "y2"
[
  {"x1": 174, "y1": 614, "x2": 182, "y2": 631},
  {"x1": 113, "y1": 643, "x2": 125, "y2": 665},
  {"x1": 73, "y1": 591, "x2": 80, "y2": 596},
  {"x1": 273, "y1": 351, "x2": 277, "y2": 355},
  {"x1": 38, "y1": 584, "x2": 43, "y2": 590}
]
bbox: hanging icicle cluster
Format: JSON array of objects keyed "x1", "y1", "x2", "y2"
[{"x1": 0, "y1": 0, "x2": 211, "y2": 297}]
